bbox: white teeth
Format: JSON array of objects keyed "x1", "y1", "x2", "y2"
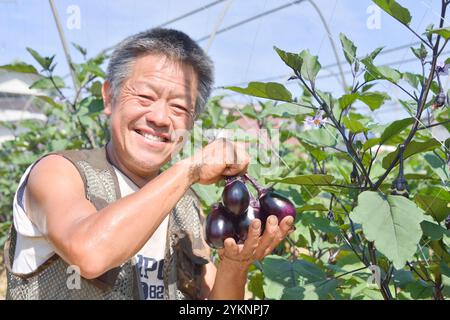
[{"x1": 140, "y1": 132, "x2": 165, "y2": 142}]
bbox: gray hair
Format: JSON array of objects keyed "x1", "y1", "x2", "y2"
[{"x1": 105, "y1": 28, "x2": 214, "y2": 119}]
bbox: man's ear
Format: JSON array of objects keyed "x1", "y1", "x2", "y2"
[{"x1": 102, "y1": 81, "x2": 112, "y2": 116}]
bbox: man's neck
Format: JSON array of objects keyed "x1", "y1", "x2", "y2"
[{"x1": 105, "y1": 142, "x2": 159, "y2": 188}]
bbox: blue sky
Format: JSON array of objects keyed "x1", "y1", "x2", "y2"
[{"x1": 0, "y1": 0, "x2": 447, "y2": 122}]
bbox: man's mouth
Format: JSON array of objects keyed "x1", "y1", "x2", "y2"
[{"x1": 135, "y1": 129, "x2": 170, "y2": 143}]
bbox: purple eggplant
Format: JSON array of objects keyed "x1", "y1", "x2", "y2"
[
  {"x1": 259, "y1": 189, "x2": 296, "y2": 221},
  {"x1": 205, "y1": 203, "x2": 236, "y2": 249},
  {"x1": 234, "y1": 200, "x2": 263, "y2": 243},
  {"x1": 222, "y1": 176, "x2": 250, "y2": 216}
]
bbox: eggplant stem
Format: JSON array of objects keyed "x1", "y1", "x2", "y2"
[{"x1": 243, "y1": 174, "x2": 266, "y2": 195}]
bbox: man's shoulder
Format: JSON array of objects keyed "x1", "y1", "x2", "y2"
[{"x1": 27, "y1": 153, "x2": 85, "y2": 199}]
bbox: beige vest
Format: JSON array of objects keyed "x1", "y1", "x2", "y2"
[{"x1": 3, "y1": 147, "x2": 210, "y2": 300}]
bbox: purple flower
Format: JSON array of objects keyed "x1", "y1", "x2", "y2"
[
  {"x1": 304, "y1": 111, "x2": 327, "y2": 130},
  {"x1": 435, "y1": 60, "x2": 449, "y2": 76}
]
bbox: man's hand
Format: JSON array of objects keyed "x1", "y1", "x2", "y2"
[
  {"x1": 218, "y1": 215, "x2": 294, "y2": 270},
  {"x1": 183, "y1": 138, "x2": 250, "y2": 185},
  {"x1": 205, "y1": 214, "x2": 294, "y2": 299}
]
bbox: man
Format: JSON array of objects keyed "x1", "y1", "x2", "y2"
[{"x1": 4, "y1": 28, "x2": 294, "y2": 300}]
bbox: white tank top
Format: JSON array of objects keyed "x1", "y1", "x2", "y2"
[{"x1": 11, "y1": 162, "x2": 168, "y2": 300}]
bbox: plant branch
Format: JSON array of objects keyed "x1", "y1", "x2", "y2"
[
  {"x1": 405, "y1": 24, "x2": 433, "y2": 50},
  {"x1": 341, "y1": 233, "x2": 368, "y2": 266},
  {"x1": 367, "y1": 241, "x2": 392, "y2": 300},
  {"x1": 48, "y1": 73, "x2": 74, "y2": 112},
  {"x1": 73, "y1": 74, "x2": 96, "y2": 107},
  {"x1": 373, "y1": 44, "x2": 443, "y2": 190},
  {"x1": 291, "y1": 101, "x2": 318, "y2": 110},
  {"x1": 294, "y1": 70, "x2": 374, "y2": 188},
  {"x1": 373, "y1": 0, "x2": 449, "y2": 191},
  {"x1": 407, "y1": 261, "x2": 434, "y2": 284},
  {"x1": 437, "y1": 38, "x2": 449, "y2": 57},
  {"x1": 418, "y1": 119, "x2": 450, "y2": 130},
  {"x1": 391, "y1": 81, "x2": 419, "y2": 102},
  {"x1": 334, "y1": 266, "x2": 368, "y2": 280},
  {"x1": 367, "y1": 144, "x2": 382, "y2": 178}
]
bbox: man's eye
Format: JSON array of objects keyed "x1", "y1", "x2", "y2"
[
  {"x1": 172, "y1": 104, "x2": 188, "y2": 113},
  {"x1": 137, "y1": 95, "x2": 155, "y2": 101}
]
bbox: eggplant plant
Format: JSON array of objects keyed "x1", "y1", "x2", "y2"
[{"x1": 217, "y1": 0, "x2": 449, "y2": 300}]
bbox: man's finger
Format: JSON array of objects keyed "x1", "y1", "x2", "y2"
[
  {"x1": 262, "y1": 216, "x2": 294, "y2": 257},
  {"x1": 254, "y1": 215, "x2": 278, "y2": 259},
  {"x1": 223, "y1": 141, "x2": 249, "y2": 176},
  {"x1": 223, "y1": 237, "x2": 239, "y2": 257},
  {"x1": 240, "y1": 219, "x2": 261, "y2": 258}
]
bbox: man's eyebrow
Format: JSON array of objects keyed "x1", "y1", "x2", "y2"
[
  {"x1": 134, "y1": 81, "x2": 159, "y2": 92},
  {"x1": 134, "y1": 81, "x2": 192, "y2": 101}
]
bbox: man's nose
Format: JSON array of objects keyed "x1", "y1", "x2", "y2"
[{"x1": 145, "y1": 99, "x2": 171, "y2": 127}]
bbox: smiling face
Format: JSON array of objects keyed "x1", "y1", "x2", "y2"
[{"x1": 103, "y1": 54, "x2": 198, "y2": 184}]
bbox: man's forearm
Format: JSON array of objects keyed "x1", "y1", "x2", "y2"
[
  {"x1": 208, "y1": 259, "x2": 249, "y2": 300},
  {"x1": 61, "y1": 159, "x2": 198, "y2": 277}
]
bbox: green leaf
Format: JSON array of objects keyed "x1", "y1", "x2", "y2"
[
  {"x1": 247, "y1": 271, "x2": 265, "y2": 299},
  {"x1": 429, "y1": 27, "x2": 450, "y2": 40},
  {"x1": 296, "y1": 127, "x2": 339, "y2": 147},
  {"x1": 50, "y1": 139, "x2": 68, "y2": 151},
  {"x1": 273, "y1": 46, "x2": 303, "y2": 72},
  {"x1": 191, "y1": 184, "x2": 220, "y2": 207},
  {"x1": 297, "y1": 204, "x2": 328, "y2": 212},
  {"x1": 339, "y1": 33, "x2": 357, "y2": 65},
  {"x1": 0, "y1": 62, "x2": 37, "y2": 74},
  {"x1": 375, "y1": 66, "x2": 402, "y2": 83},
  {"x1": 352, "y1": 191, "x2": 425, "y2": 269},
  {"x1": 225, "y1": 82, "x2": 292, "y2": 102},
  {"x1": 380, "y1": 118, "x2": 414, "y2": 144},
  {"x1": 72, "y1": 42, "x2": 87, "y2": 56},
  {"x1": 403, "y1": 72, "x2": 420, "y2": 88},
  {"x1": 420, "y1": 220, "x2": 449, "y2": 241},
  {"x1": 26, "y1": 47, "x2": 54, "y2": 70},
  {"x1": 266, "y1": 174, "x2": 334, "y2": 186},
  {"x1": 414, "y1": 187, "x2": 450, "y2": 222},
  {"x1": 299, "y1": 49, "x2": 321, "y2": 83},
  {"x1": 411, "y1": 44, "x2": 427, "y2": 60},
  {"x1": 90, "y1": 81, "x2": 103, "y2": 97},
  {"x1": 75, "y1": 97, "x2": 104, "y2": 117},
  {"x1": 440, "y1": 262, "x2": 450, "y2": 295},
  {"x1": 309, "y1": 148, "x2": 329, "y2": 162},
  {"x1": 363, "y1": 137, "x2": 381, "y2": 150},
  {"x1": 367, "y1": 46, "x2": 384, "y2": 61},
  {"x1": 281, "y1": 279, "x2": 338, "y2": 300},
  {"x1": 83, "y1": 62, "x2": 106, "y2": 78},
  {"x1": 403, "y1": 281, "x2": 434, "y2": 299},
  {"x1": 357, "y1": 91, "x2": 389, "y2": 111},
  {"x1": 338, "y1": 93, "x2": 358, "y2": 110},
  {"x1": 372, "y1": 0, "x2": 412, "y2": 25},
  {"x1": 26, "y1": 47, "x2": 47, "y2": 69},
  {"x1": 382, "y1": 139, "x2": 441, "y2": 169},
  {"x1": 343, "y1": 115, "x2": 367, "y2": 133},
  {"x1": 301, "y1": 212, "x2": 341, "y2": 235},
  {"x1": 362, "y1": 58, "x2": 402, "y2": 83},
  {"x1": 29, "y1": 76, "x2": 65, "y2": 90},
  {"x1": 36, "y1": 95, "x2": 63, "y2": 109},
  {"x1": 260, "y1": 103, "x2": 311, "y2": 118},
  {"x1": 263, "y1": 255, "x2": 333, "y2": 300},
  {"x1": 424, "y1": 152, "x2": 449, "y2": 184}
]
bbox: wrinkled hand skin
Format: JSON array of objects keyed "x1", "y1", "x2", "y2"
[
  {"x1": 217, "y1": 215, "x2": 295, "y2": 271},
  {"x1": 184, "y1": 138, "x2": 250, "y2": 185}
]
